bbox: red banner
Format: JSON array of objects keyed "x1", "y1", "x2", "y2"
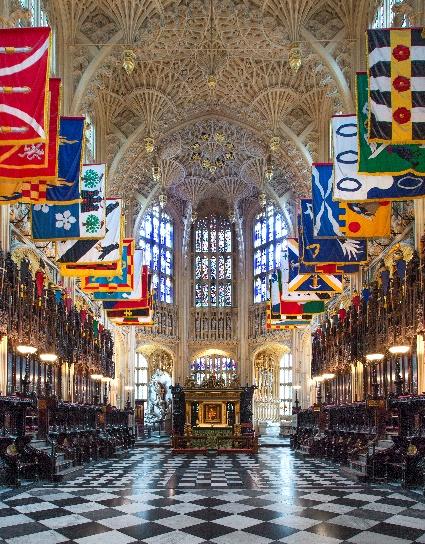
[
  {"x1": 0, "y1": 27, "x2": 50, "y2": 145},
  {"x1": 0, "y1": 77, "x2": 60, "y2": 180}
]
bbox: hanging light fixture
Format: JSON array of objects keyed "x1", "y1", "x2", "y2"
[
  {"x1": 269, "y1": 136, "x2": 280, "y2": 152},
  {"x1": 122, "y1": 50, "x2": 136, "y2": 75},
  {"x1": 258, "y1": 192, "x2": 267, "y2": 208},
  {"x1": 389, "y1": 345, "x2": 410, "y2": 355},
  {"x1": 191, "y1": 210, "x2": 198, "y2": 223},
  {"x1": 288, "y1": 42, "x2": 302, "y2": 72},
  {"x1": 322, "y1": 373, "x2": 335, "y2": 380},
  {"x1": 39, "y1": 353, "x2": 57, "y2": 363},
  {"x1": 17, "y1": 345, "x2": 37, "y2": 355},
  {"x1": 265, "y1": 163, "x2": 273, "y2": 182},
  {"x1": 144, "y1": 136, "x2": 155, "y2": 154},
  {"x1": 152, "y1": 164, "x2": 161, "y2": 184},
  {"x1": 90, "y1": 373, "x2": 103, "y2": 380},
  {"x1": 207, "y1": 74, "x2": 217, "y2": 89},
  {"x1": 158, "y1": 192, "x2": 167, "y2": 209},
  {"x1": 365, "y1": 353, "x2": 385, "y2": 362},
  {"x1": 206, "y1": 0, "x2": 218, "y2": 90},
  {"x1": 229, "y1": 210, "x2": 236, "y2": 223}
]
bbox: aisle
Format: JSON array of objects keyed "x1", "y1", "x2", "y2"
[{"x1": 0, "y1": 449, "x2": 424, "y2": 543}]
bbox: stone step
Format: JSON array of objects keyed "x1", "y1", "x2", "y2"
[
  {"x1": 52, "y1": 464, "x2": 85, "y2": 483},
  {"x1": 341, "y1": 465, "x2": 368, "y2": 483}
]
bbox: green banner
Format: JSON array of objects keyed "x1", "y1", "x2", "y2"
[{"x1": 357, "y1": 72, "x2": 425, "y2": 175}]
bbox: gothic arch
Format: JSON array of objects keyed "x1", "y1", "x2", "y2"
[
  {"x1": 300, "y1": 27, "x2": 354, "y2": 112},
  {"x1": 71, "y1": 31, "x2": 124, "y2": 115}
]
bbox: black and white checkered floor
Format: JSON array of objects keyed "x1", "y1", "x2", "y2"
[{"x1": 1, "y1": 448, "x2": 425, "y2": 544}]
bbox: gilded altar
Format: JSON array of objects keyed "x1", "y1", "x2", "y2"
[
  {"x1": 184, "y1": 374, "x2": 241, "y2": 428},
  {"x1": 171, "y1": 377, "x2": 257, "y2": 452}
]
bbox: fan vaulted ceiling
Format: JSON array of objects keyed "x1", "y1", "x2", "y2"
[{"x1": 42, "y1": 0, "x2": 380, "y2": 219}]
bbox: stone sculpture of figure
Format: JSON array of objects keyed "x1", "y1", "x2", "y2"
[
  {"x1": 203, "y1": 314, "x2": 209, "y2": 339},
  {"x1": 211, "y1": 312, "x2": 217, "y2": 339},
  {"x1": 218, "y1": 314, "x2": 224, "y2": 338}
]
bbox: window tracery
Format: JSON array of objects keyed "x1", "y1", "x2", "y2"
[
  {"x1": 20, "y1": 0, "x2": 56, "y2": 72},
  {"x1": 138, "y1": 206, "x2": 174, "y2": 304},
  {"x1": 84, "y1": 115, "x2": 96, "y2": 163},
  {"x1": 253, "y1": 204, "x2": 288, "y2": 303},
  {"x1": 371, "y1": 0, "x2": 404, "y2": 28},
  {"x1": 190, "y1": 355, "x2": 237, "y2": 387},
  {"x1": 193, "y1": 215, "x2": 232, "y2": 308},
  {"x1": 135, "y1": 353, "x2": 148, "y2": 400},
  {"x1": 280, "y1": 353, "x2": 293, "y2": 416}
]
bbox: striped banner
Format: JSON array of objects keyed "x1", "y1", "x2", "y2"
[{"x1": 367, "y1": 28, "x2": 425, "y2": 143}]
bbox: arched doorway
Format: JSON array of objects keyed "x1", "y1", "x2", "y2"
[
  {"x1": 135, "y1": 346, "x2": 174, "y2": 434},
  {"x1": 253, "y1": 346, "x2": 292, "y2": 435}
]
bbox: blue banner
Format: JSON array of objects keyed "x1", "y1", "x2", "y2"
[
  {"x1": 46, "y1": 117, "x2": 85, "y2": 203},
  {"x1": 301, "y1": 199, "x2": 367, "y2": 264}
]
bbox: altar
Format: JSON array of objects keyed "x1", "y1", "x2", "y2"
[
  {"x1": 170, "y1": 376, "x2": 258, "y2": 453},
  {"x1": 184, "y1": 383, "x2": 241, "y2": 428}
]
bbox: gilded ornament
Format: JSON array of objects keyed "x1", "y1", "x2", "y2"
[
  {"x1": 144, "y1": 137, "x2": 155, "y2": 154},
  {"x1": 122, "y1": 50, "x2": 136, "y2": 75},
  {"x1": 288, "y1": 43, "x2": 302, "y2": 73},
  {"x1": 158, "y1": 193, "x2": 167, "y2": 209},
  {"x1": 207, "y1": 74, "x2": 217, "y2": 89},
  {"x1": 269, "y1": 136, "x2": 280, "y2": 152},
  {"x1": 258, "y1": 192, "x2": 267, "y2": 208}
]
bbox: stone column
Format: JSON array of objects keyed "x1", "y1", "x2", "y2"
[
  {"x1": 414, "y1": 199, "x2": 425, "y2": 395},
  {"x1": 238, "y1": 217, "x2": 250, "y2": 383},
  {"x1": 417, "y1": 335, "x2": 425, "y2": 396},
  {"x1": 0, "y1": 206, "x2": 9, "y2": 395},
  {"x1": 177, "y1": 218, "x2": 189, "y2": 382},
  {"x1": 414, "y1": 198, "x2": 425, "y2": 251}
]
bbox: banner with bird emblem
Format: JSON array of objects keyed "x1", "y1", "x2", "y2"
[
  {"x1": 56, "y1": 198, "x2": 122, "y2": 273},
  {"x1": 301, "y1": 199, "x2": 368, "y2": 264},
  {"x1": 367, "y1": 28, "x2": 425, "y2": 144},
  {"x1": 81, "y1": 239, "x2": 135, "y2": 294},
  {"x1": 0, "y1": 27, "x2": 51, "y2": 145},
  {"x1": 357, "y1": 72, "x2": 425, "y2": 175},
  {"x1": 312, "y1": 162, "x2": 391, "y2": 238},
  {"x1": 287, "y1": 238, "x2": 344, "y2": 293},
  {"x1": 332, "y1": 114, "x2": 425, "y2": 201},
  {"x1": 31, "y1": 163, "x2": 106, "y2": 241}
]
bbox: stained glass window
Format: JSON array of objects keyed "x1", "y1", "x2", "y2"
[
  {"x1": 279, "y1": 353, "x2": 293, "y2": 416},
  {"x1": 190, "y1": 355, "x2": 237, "y2": 386},
  {"x1": 138, "y1": 206, "x2": 174, "y2": 303},
  {"x1": 371, "y1": 0, "x2": 404, "y2": 28},
  {"x1": 253, "y1": 204, "x2": 288, "y2": 303},
  {"x1": 20, "y1": 0, "x2": 56, "y2": 73},
  {"x1": 135, "y1": 353, "x2": 148, "y2": 400},
  {"x1": 84, "y1": 115, "x2": 96, "y2": 163},
  {"x1": 194, "y1": 215, "x2": 232, "y2": 307}
]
